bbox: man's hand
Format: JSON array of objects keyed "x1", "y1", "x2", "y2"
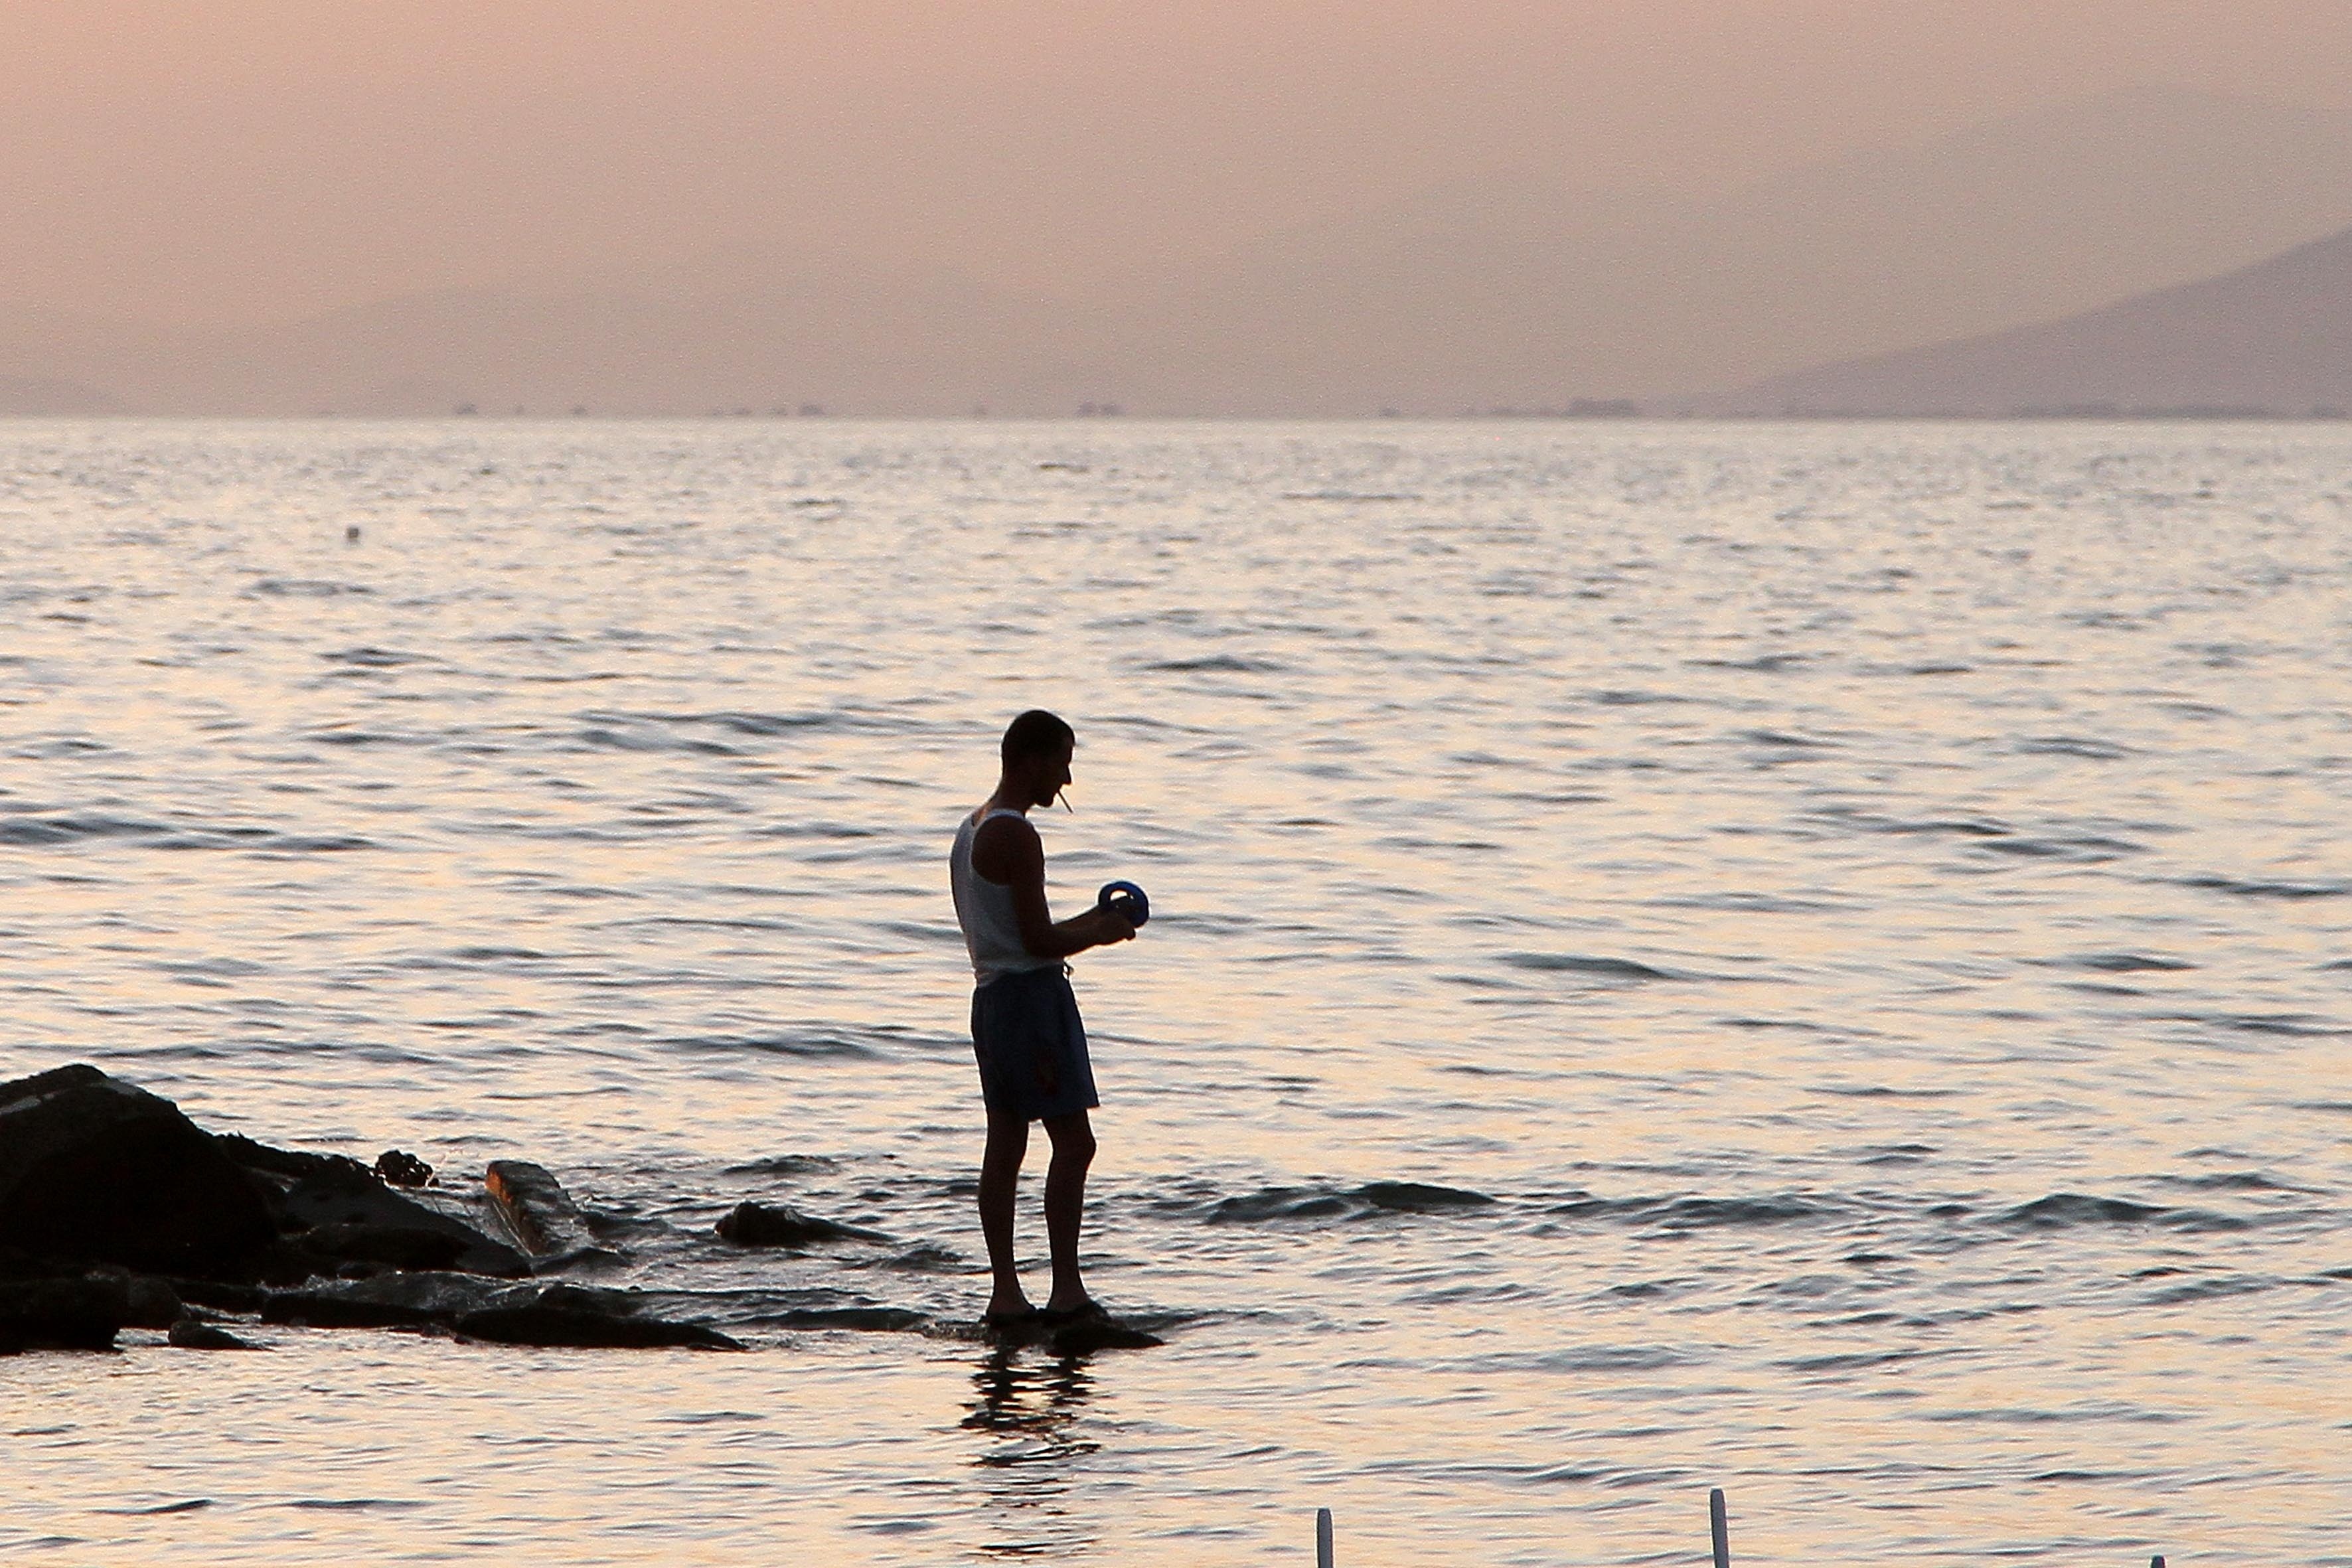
[{"x1": 1080, "y1": 905, "x2": 1138, "y2": 945}]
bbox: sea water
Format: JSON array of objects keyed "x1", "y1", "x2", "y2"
[{"x1": 1, "y1": 418, "x2": 2347, "y2": 1565}]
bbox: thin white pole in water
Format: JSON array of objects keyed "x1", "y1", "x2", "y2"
[
  {"x1": 1709, "y1": 1488, "x2": 1731, "y2": 1568},
  {"x1": 1316, "y1": 1506, "x2": 1334, "y2": 1567}
]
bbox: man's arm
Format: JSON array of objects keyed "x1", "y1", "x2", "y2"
[{"x1": 973, "y1": 815, "x2": 1135, "y2": 959}]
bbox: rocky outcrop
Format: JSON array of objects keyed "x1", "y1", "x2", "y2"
[
  {"x1": 0, "y1": 1065, "x2": 623, "y2": 1351},
  {"x1": 0, "y1": 1064, "x2": 1170, "y2": 1358},
  {"x1": 221, "y1": 1133, "x2": 529, "y2": 1280},
  {"x1": 0, "y1": 1065, "x2": 277, "y2": 1277},
  {"x1": 0, "y1": 1063, "x2": 524, "y2": 1288}
]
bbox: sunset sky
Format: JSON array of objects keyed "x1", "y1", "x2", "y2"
[{"x1": 9, "y1": 1, "x2": 2351, "y2": 331}]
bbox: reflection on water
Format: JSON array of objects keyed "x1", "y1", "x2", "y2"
[
  {"x1": 963, "y1": 1345, "x2": 1102, "y2": 1559},
  {"x1": 1, "y1": 418, "x2": 2349, "y2": 1564}
]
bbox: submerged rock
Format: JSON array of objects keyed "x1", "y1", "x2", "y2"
[
  {"x1": 169, "y1": 1277, "x2": 268, "y2": 1314},
  {"x1": 1045, "y1": 1316, "x2": 1164, "y2": 1353},
  {"x1": 262, "y1": 1274, "x2": 739, "y2": 1349},
  {"x1": 168, "y1": 1318, "x2": 264, "y2": 1351},
  {"x1": 716, "y1": 1201, "x2": 886, "y2": 1249},
  {"x1": 0, "y1": 1065, "x2": 275, "y2": 1277},
  {"x1": 261, "y1": 1270, "x2": 512, "y2": 1328},
  {"x1": 745, "y1": 1304, "x2": 929, "y2": 1333},
  {"x1": 453, "y1": 1306, "x2": 742, "y2": 1350},
  {"x1": 979, "y1": 1306, "x2": 1167, "y2": 1353}
]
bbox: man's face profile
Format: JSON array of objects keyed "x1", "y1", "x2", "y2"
[{"x1": 1023, "y1": 742, "x2": 1074, "y2": 808}]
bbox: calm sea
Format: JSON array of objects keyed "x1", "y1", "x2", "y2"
[{"x1": 3, "y1": 418, "x2": 2348, "y2": 1565}]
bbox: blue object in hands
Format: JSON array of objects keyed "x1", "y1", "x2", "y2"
[{"x1": 1097, "y1": 880, "x2": 1150, "y2": 927}]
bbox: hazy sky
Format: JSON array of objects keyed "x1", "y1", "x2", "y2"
[{"x1": 6, "y1": 1, "x2": 2351, "y2": 329}]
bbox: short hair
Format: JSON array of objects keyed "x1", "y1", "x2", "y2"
[{"x1": 1001, "y1": 708, "x2": 1075, "y2": 767}]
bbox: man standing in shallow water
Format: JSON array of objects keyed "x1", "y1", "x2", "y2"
[{"x1": 949, "y1": 710, "x2": 1138, "y2": 1324}]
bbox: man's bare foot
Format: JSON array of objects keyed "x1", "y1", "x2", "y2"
[
  {"x1": 1038, "y1": 1296, "x2": 1103, "y2": 1322},
  {"x1": 982, "y1": 1298, "x2": 1038, "y2": 1326}
]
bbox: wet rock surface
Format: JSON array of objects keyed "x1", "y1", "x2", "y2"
[
  {"x1": 716, "y1": 1200, "x2": 888, "y2": 1249},
  {"x1": 168, "y1": 1318, "x2": 264, "y2": 1351},
  {"x1": 453, "y1": 1304, "x2": 743, "y2": 1350},
  {"x1": 260, "y1": 1270, "x2": 525, "y2": 1328},
  {"x1": 485, "y1": 1160, "x2": 607, "y2": 1262},
  {"x1": 977, "y1": 1307, "x2": 1170, "y2": 1354},
  {"x1": 262, "y1": 1275, "x2": 741, "y2": 1348},
  {"x1": 252, "y1": 1155, "x2": 528, "y2": 1280}
]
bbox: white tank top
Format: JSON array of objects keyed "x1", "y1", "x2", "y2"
[{"x1": 950, "y1": 807, "x2": 1054, "y2": 986}]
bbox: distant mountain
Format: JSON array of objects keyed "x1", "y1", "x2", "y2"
[
  {"x1": 3, "y1": 85, "x2": 2349, "y2": 416},
  {"x1": 1122, "y1": 86, "x2": 2352, "y2": 412},
  {"x1": 1707, "y1": 223, "x2": 2352, "y2": 417}
]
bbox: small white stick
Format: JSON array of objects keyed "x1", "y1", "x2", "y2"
[
  {"x1": 1316, "y1": 1506, "x2": 1334, "y2": 1568},
  {"x1": 1710, "y1": 1488, "x2": 1731, "y2": 1568}
]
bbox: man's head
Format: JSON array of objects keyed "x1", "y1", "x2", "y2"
[{"x1": 1000, "y1": 708, "x2": 1075, "y2": 808}]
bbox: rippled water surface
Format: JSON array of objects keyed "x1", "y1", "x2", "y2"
[{"x1": 3, "y1": 419, "x2": 2349, "y2": 1565}]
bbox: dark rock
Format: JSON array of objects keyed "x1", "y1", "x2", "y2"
[
  {"x1": 715, "y1": 1201, "x2": 887, "y2": 1249},
  {"x1": 124, "y1": 1273, "x2": 186, "y2": 1329},
  {"x1": 485, "y1": 1160, "x2": 599, "y2": 1258},
  {"x1": 261, "y1": 1271, "x2": 510, "y2": 1328},
  {"x1": 374, "y1": 1150, "x2": 433, "y2": 1188},
  {"x1": 1045, "y1": 1316, "x2": 1164, "y2": 1353},
  {"x1": 453, "y1": 1306, "x2": 743, "y2": 1350},
  {"x1": 170, "y1": 1277, "x2": 268, "y2": 1314},
  {"x1": 979, "y1": 1306, "x2": 1166, "y2": 1353},
  {"x1": 293, "y1": 1223, "x2": 469, "y2": 1273},
  {"x1": 214, "y1": 1134, "x2": 372, "y2": 1187},
  {"x1": 746, "y1": 1304, "x2": 929, "y2": 1332},
  {"x1": 0, "y1": 1271, "x2": 133, "y2": 1352},
  {"x1": 260, "y1": 1273, "x2": 740, "y2": 1349},
  {"x1": 266, "y1": 1160, "x2": 526, "y2": 1279},
  {"x1": 0, "y1": 1065, "x2": 276, "y2": 1277},
  {"x1": 169, "y1": 1318, "x2": 263, "y2": 1351},
  {"x1": 218, "y1": 1133, "x2": 522, "y2": 1277},
  {"x1": 3, "y1": 1255, "x2": 180, "y2": 1328}
]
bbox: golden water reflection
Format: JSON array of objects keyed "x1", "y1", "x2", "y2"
[{"x1": 962, "y1": 1344, "x2": 1102, "y2": 1559}]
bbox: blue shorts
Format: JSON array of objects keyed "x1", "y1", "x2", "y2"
[{"x1": 971, "y1": 966, "x2": 1099, "y2": 1122}]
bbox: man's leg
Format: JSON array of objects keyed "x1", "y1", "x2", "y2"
[
  {"x1": 979, "y1": 1109, "x2": 1032, "y2": 1318},
  {"x1": 1040, "y1": 1109, "x2": 1097, "y2": 1312}
]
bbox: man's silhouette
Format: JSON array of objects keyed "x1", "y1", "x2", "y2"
[{"x1": 948, "y1": 710, "x2": 1137, "y2": 1322}]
